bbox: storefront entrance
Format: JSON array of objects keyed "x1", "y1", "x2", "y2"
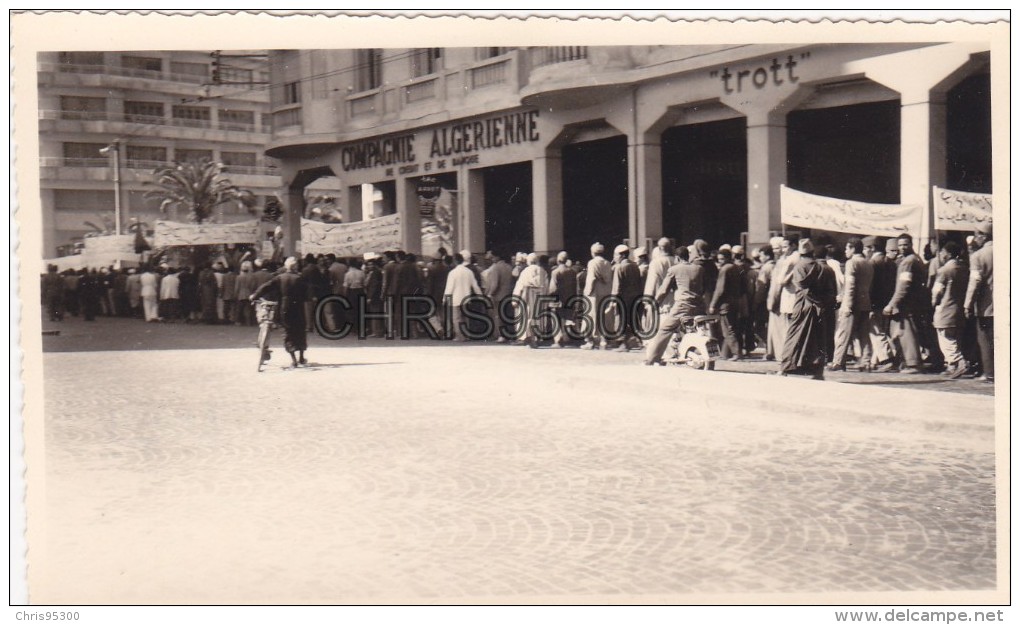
[
  {"x1": 787, "y1": 100, "x2": 901, "y2": 205},
  {"x1": 561, "y1": 136, "x2": 628, "y2": 259},
  {"x1": 946, "y1": 72, "x2": 991, "y2": 194},
  {"x1": 482, "y1": 161, "x2": 533, "y2": 257},
  {"x1": 661, "y1": 118, "x2": 747, "y2": 247}
]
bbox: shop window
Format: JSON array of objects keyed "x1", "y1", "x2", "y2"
[
  {"x1": 410, "y1": 48, "x2": 442, "y2": 78},
  {"x1": 355, "y1": 49, "x2": 383, "y2": 92}
]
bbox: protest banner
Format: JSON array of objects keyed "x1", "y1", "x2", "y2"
[
  {"x1": 933, "y1": 186, "x2": 993, "y2": 231},
  {"x1": 780, "y1": 185, "x2": 922, "y2": 237},
  {"x1": 83, "y1": 234, "x2": 135, "y2": 256},
  {"x1": 153, "y1": 220, "x2": 261, "y2": 247},
  {"x1": 300, "y1": 214, "x2": 402, "y2": 256}
]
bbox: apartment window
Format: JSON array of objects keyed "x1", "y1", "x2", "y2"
[
  {"x1": 221, "y1": 151, "x2": 256, "y2": 168},
  {"x1": 261, "y1": 112, "x2": 272, "y2": 132},
  {"x1": 220, "y1": 66, "x2": 254, "y2": 84},
  {"x1": 59, "y1": 96, "x2": 106, "y2": 120},
  {"x1": 410, "y1": 48, "x2": 442, "y2": 78},
  {"x1": 355, "y1": 49, "x2": 382, "y2": 92},
  {"x1": 54, "y1": 189, "x2": 114, "y2": 211},
  {"x1": 477, "y1": 47, "x2": 514, "y2": 60},
  {"x1": 170, "y1": 61, "x2": 209, "y2": 82},
  {"x1": 57, "y1": 51, "x2": 104, "y2": 68},
  {"x1": 219, "y1": 108, "x2": 255, "y2": 131},
  {"x1": 174, "y1": 148, "x2": 213, "y2": 164},
  {"x1": 121, "y1": 55, "x2": 163, "y2": 73},
  {"x1": 125, "y1": 145, "x2": 168, "y2": 166},
  {"x1": 172, "y1": 104, "x2": 211, "y2": 128},
  {"x1": 284, "y1": 81, "x2": 301, "y2": 105},
  {"x1": 124, "y1": 100, "x2": 164, "y2": 122},
  {"x1": 62, "y1": 142, "x2": 108, "y2": 167}
]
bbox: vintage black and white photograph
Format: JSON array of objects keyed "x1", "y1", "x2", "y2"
[{"x1": 10, "y1": 11, "x2": 1009, "y2": 611}]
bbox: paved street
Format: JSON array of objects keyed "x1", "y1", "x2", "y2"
[{"x1": 32, "y1": 318, "x2": 998, "y2": 603}]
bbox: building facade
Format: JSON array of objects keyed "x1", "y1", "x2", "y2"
[
  {"x1": 266, "y1": 44, "x2": 991, "y2": 259},
  {"x1": 38, "y1": 50, "x2": 282, "y2": 257}
]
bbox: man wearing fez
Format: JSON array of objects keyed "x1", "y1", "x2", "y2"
[
  {"x1": 881, "y1": 234, "x2": 935, "y2": 374},
  {"x1": 964, "y1": 222, "x2": 994, "y2": 382},
  {"x1": 581, "y1": 242, "x2": 613, "y2": 350},
  {"x1": 932, "y1": 241, "x2": 970, "y2": 379},
  {"x1": 778, "y1": 239, "x2": 831, "y2": 380},
  {"x1": 831, "y1": 237, "x2": 874, "y2": 371},
  {"x1": 610, "y1": 243, "x2": 643, "y2": 352},
  {"x1": 444, "y1": 251, "x2": 482, "y2": 341},
  {"x1": 251, "y1": 256, "x2": 308, "y2": 369}
]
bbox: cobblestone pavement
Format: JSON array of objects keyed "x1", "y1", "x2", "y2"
[
  {"x1": 40, "y1": 316, "x2": 995, "y2": 396},
  {"x1": 29, "y1": 323, "x2": 1000, "y2": 605}
]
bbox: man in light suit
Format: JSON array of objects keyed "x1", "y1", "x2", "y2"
[
  {"x1": 581, "y1": 242, "x2": 612, "y2": 350},
  {"x1": 830, "y1": 237, "x2": 874, "y2": 371}
]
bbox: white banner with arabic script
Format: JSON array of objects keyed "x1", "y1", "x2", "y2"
[
  {"x1": 153, "y1": 220, "x2": 261, "y2": 246},
  {"x1": 83, "y1": 234, "x2": 135, "y2": 256},
  {"x1": 933, "y1": 186, "x2": 992, "y2": 231},
  {"x1": 300, "y1": 214, "x2": 402, "y2": 256},
  {"x1": 780, "y1": 186, "x2": 922, "y2": 237}
]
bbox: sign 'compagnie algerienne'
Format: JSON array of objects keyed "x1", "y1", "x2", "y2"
[{"x1": 340, "y1": 109, "x2": 541, "y2": 176}]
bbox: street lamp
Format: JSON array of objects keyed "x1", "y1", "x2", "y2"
[{"x1": 99, "y1": 140, "x2": 122, "y2": 236}]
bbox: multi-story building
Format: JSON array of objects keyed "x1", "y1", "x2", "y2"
[
  {"x1": 37, "y1": 50, "x2": 282, "y2": 257},
  {"x1": 266, "y1": 44, "x2": 991, "y2": 259}
]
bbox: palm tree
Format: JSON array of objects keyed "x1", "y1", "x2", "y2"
[{"x1": 144, "y1": 159, "x2": 256, "y2": 224}]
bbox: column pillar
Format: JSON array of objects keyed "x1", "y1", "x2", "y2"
[
  {"x1": 396, "y1": 177, "x2": 422, "y2": 254},
  {"x1": 532, "y1": 154, "x2": 564, "y2": 255},
  {"x1": 745, "y1": 112, "x2": 787, "y2": 243},
  {"x1": 629, "y1": 139, "x2": 663, "y2": 243},
  {"x1": 283, "y1": 187, "x2": 304, "y2": 256},
  {"x1": 900, "y1": 93, "x2": 947, "y2": 250},
  {"x1": 342, "y1": 184, "x2": 363, "y2": 223},
  {"x1": 457, "y1": 168, "x2": 486, "y2": 254}
]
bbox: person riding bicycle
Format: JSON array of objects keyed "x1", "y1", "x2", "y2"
[
  {"x1": 644, "y1": 246, "x2": 706, "y2": 365},
  {"x1": 250, "y1": 256, "x2": 308, "y2": 369}
]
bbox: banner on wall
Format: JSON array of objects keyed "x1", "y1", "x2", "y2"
[
  {"x1": 83, "y1": 234, "x2": 136, "y2": 256},
  {"x1": 153, "y1": 220, "x2": 261, "y2": 247},
  {"x1": 780, "y1": 185, "x2": 923, "y2": 237},
  {"x1": 933, "y1": 186, "x2": 993, "y2": 231},
  {"x1": 300, "y1": 214, "x2": 402, "y2": 256}
]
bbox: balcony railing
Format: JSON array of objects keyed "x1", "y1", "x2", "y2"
[
  {"x1": 40, "y1": 109, "x2": 266, "y2": 134},
  {"x1": 348, "y1": 91, "x2": 378, "y2": 118},
  {"x1": 530, "y1": 46, "x2": 588, "y2": 69},
  {"x1": 41, "y1": 157, "x2": 280, "y2": 176},
  {"x1": 469, "y1": 59, "x2": 510, "y2": 89},
  {"x1": 45, "y1": 61, "x2": 270, "y2": 86},
  {"x1": 404, "y1": 77, "x2": 437, "y2": 103},
  {"x1": 272, "y1": 107, "x2": 302, "y2": 128}
]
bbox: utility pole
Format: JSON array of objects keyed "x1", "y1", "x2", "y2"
[{"x1": 99, "y1": 140, "x2": 122, "y2": 235}]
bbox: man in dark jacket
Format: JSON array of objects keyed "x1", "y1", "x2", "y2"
[
  {"x1": 252, "y1": 256, "x2": 308, "y2": 368},
  {"x1": 708, "y1": 249, "x2": 743, "y2": 360}
]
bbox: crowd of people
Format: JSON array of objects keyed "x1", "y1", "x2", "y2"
[{"x1": 40, "y1": 221, "x2": 994, "y2": 382}]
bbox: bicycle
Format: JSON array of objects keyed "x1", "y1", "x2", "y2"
[{"x1": 253, "y1": 298, "x2": 279, "y2": 372}]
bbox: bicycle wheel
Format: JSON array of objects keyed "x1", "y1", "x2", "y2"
[{"x1": 256, "y1": 323, "x2": 270, "y2": 372}]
